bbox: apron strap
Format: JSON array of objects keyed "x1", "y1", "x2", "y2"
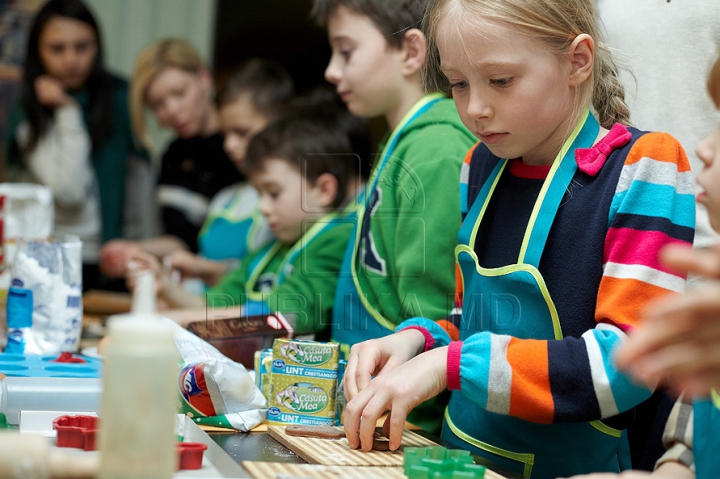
[{"x1": 520, "y1": 111, "x2": 600, "y2": 267}]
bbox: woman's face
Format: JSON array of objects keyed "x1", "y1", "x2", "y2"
[
  {"x1": 145, "y1": 66, "x2": 214, "y2": 138},
  {"x1": 38, "y1": 16, "x2": 98, "y2": 90}
]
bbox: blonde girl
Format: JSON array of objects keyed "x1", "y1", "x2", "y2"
[
  {"x1": 341, "y1": 1, "x2": 695, "y2": 478},
  {"x1": 100, "y1": 39, "x2": 241, "y2": 278}
]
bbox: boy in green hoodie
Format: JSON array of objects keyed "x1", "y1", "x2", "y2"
[
  {"x1": 311, "y1": 0, "x2": 477, "y2": 433},
  {"x1": 146, "y1": 107, "x2": 361, "y2": 337}
]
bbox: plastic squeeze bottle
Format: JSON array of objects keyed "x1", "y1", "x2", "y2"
[{"x1": 98, "y1": 271, "x2": 179, "y2": 479}]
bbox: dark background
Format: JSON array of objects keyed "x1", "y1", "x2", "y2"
[{"x1": 214, "y1": 0, "x2": 331, "y2": 95}]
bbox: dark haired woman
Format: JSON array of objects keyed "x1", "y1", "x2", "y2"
[{"x1": 6, "y1": 0, "x2": 147, "y2": 290}]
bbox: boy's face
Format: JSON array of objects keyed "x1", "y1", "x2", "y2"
[
  {"x1": 324, "y1": 5, "x2": 406, "y2": 119},
  {"x1": 251, "y1": 158, "x2": 325, "y2": 244},
  {"x1": 220, "y1": 94, "x2": 270, "y2": 172},
  {"x1": 696, "y1": 125, "x2": 720, "y2": 232}
]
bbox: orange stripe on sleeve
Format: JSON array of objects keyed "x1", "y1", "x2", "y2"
[
  {"x1": 624, "y1": 133, "x2": 691, "y2": 172},
  {"x1": 596, "y1": 276, "x2": 680, "y2": 329},
  {"x1": 507, "y1": 337, "x2": 554, "y2": 424},
  {"x1": 463, "y1": 141, "x2": 481, "y2": 165},
  {"x1": 437, "y1": 319, "x2": 460, "y2": 342}
]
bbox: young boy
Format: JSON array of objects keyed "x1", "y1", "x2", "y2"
[
  {"x1": 311, "y1": 0, "x2": 477, "y2": 434},
  {"x1": 148, "y1": 109, "x2": 359, "y2": 337}
]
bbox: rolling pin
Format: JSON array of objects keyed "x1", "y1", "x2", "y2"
[{"x1": 0, "y1": 432, "x2": 98, "y2": 479}]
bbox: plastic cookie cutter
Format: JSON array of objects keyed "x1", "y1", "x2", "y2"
[
  {"x1": 404, "y1": 446, "x2": 487, "y2": 479},
  {"x1": 53, "y1": 415, "x2": 99, "y2": 451},
  {"x1": 177, "y1": 441, "x2": 208, "y2": 470}
]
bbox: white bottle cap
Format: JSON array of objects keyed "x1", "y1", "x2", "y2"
[{"x1": 131, "y1": 270, "x2": 156, "y2": 315}]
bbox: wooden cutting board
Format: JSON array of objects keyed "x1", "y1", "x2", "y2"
[
  {"x1": 242, "y1": 461, "x2": 405, "y2": 478},
  {"x1": 267, "y1": 425, "x2": 437, "y2": 467}
]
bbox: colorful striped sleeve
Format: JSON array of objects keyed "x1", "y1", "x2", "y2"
[
  {"x1": 460, "y1": 143, "x2": 480, "y2": 217},
  {"x1": 415, "y1": 131, "x2": 695, "y2": 425}
]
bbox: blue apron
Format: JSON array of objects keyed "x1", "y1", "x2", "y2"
[
  {"x1": 694, "y1": 389, "x2": 720, "y2": 479},
  {"x1": 443, "y1": 111, "x2": 628, "y2": 479},
  {"x1": 198, "y1": 189, "x2": 267, "y2": 262},
  {"x1": 331, "y1": 94, "x2": 444, "y2": 358}
]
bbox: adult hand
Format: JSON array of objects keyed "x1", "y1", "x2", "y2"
[
  {"x1": 660, "y1": 242, "x2": 720, "y2": 280},
  {"x1": 34, "y1": 75, "x2": 74, "y2": 108},
  {"x1": 125, "y1": 249, "x2": 163, "y2": 294},
  {"x1": 343, "y1": 346, "x2": 448, "y2": 452},
  {"x1": 99, "y1": 240, "x2": 141, "y2": 278},
  {"x1": 167, "y1": 250, "x2": 202, "y2": 280},
  {"x1": 616, "y1": 282, "x2": 720, "y2": 396},
  {"x1": 344, "y1": 329, "x2": 426, "y2": 402},
  {"x1": 616, "y1": 243, "x2": 720, "y2": 396}
]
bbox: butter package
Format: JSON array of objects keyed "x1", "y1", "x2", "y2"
[
  {"x1": 253, "y1": 348, "x2": 273, "y2": 401},
  {"x1": 267, "y1": 339, "x2": 339, "y2": 425},
  {"x1": 335, "y1": 359, "x2": 347, "y2": 426}
]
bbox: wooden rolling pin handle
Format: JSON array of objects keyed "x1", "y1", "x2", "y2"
[
  {"x1": 0, "y1": 433, "x2": 99, "y2": 479},
  {"x1": 49, "y1": 451, "x2": 99, "y2": 479}
]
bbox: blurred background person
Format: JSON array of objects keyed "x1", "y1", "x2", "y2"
[
  {"x1": 164, "y1": 57, "x2": 295, "y2": 288},
  {"x1": 5, "y1": 0, "x2": 148, "y2": 291},
  {"x1": 100, "y1": 38, "x2": 241, "y2": 280}
]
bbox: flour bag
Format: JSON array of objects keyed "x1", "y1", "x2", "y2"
[{"x1": 5, "y1": 237, "x2": 83, "y2": 354}]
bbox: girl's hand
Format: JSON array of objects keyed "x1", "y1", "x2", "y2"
[
  {"x1": 344, "y1": 329, "x2": 427, "y2": 402},
  {"x1": 34, "y1": 75, "x2": 74, "y2": 108},
  {"x1": 343, "y1": 346, "x2": 448, "y2": 452}
]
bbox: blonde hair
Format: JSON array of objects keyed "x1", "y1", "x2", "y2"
[
  {"x1": 422, "y1": 0, "x2": 630, "y2": 130},
  {"x1": 708, "y1": 54, "x2": 720, "y2": 109},
  {"x1": 130, "y1": 38, "x2": 203, "y2": 148}
]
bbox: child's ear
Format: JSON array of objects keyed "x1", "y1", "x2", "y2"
[
  {"x1": 567, "y1": 33, "x2": 594, "y2": 87},
  {"x1": 401, "y1": 28, "x2": 427, "y2": 76},
  {"x1": 312, "y1": 173, "x2": 339, "y2": 209}
]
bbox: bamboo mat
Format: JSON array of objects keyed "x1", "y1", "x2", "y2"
[
  {"x1": 267, "y1": 426, "x2": 437, "y2": 467},
  {"x1": 242, "y1": 461, "x2": 405, "y2": 478},
  {"x1": 242, "y1": 460, "x2": 509, "y2": 479}
]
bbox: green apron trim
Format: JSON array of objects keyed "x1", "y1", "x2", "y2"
[
  {"x1": 445, "y1": 409, "x2": 535, "y2": 478},
  {"x1": 589, "y1": 420, "x2": 623, "y2": 437},
  {"x1": 454, "y1": 244, "x2": 563, "y2": 340},
  {"x1": 350, "y1": 93, "x2": 445, "y2": 331},
  {"x1": 244, "y1": 213, "x2": 339, "y2": 301},
  {"x1": 518, "y1": 109, "x2": 590, "y2": 263},
  {"x1": 711, "y1": 388, "x2": 720, "y2": 409}
]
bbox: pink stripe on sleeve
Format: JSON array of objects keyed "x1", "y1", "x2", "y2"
[
  {"x1": 399, "y1": 326, "x2": 435, "y2": 352},
  {"x1": 604, "y1": 228, "x2": 688, "y2": 275},
  {"x1": 447, "y1": 341, "x2": 463, "y2": 390}
]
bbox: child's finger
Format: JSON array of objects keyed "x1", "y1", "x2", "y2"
[
  {"x1": 385, "y1": 402, "x2": 409, "y2": 451},
  {"x1": 343, "y1": 390, "x2": 365, "y2": 449},
  {"x1": 660, "y1": 244, "x2": 720, "y2": 279},
  {"x1": 618, "y1": 292, "x2": 720, "y2": 368},
  {"x1": 356, "y1": 393, "x2": 388, "y2": 452},
  {"x1": 353, "y1": 345, "x2": 382, "y2": 394}
]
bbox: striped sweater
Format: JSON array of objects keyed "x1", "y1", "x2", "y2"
[{"x1": 400, "y1": 123, "x2": 695, "y2": 424}]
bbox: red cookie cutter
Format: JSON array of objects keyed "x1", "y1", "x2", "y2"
[
  {"x1": 53, "y1": 415, "x2": 98, "y2": 451},
  {"x1": 177, "y1": 442, "x2": 208, "y2": 470}
]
